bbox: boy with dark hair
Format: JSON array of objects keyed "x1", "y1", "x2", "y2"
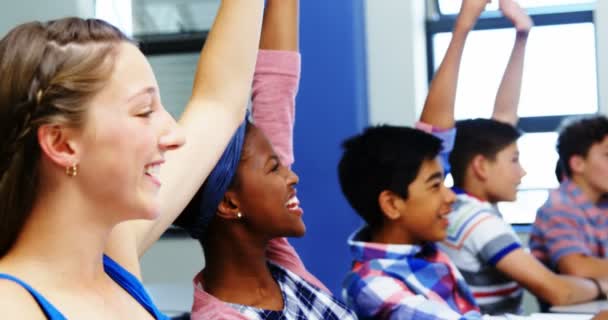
[
  {"x1": 339, "y1": 1, "x2": 489, "y2": 319},
  {"x1": 434, "y1": 0, "x2": 608, "y2": 315},
  {"x1": 530, "y1": 116, "x2": 608, "y2": 279},
  {"x1": 339, "y1": 127, "x2": 480, "y2": 319}
]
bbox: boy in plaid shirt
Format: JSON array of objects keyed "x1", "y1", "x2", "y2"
[{"x1": 336, "y1": 1, "x2": 493, "y2": 319}]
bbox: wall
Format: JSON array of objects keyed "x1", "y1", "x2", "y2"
[
  {"x1": 288, "y1": 0, "x2": 369, "y2": 296},
  {"x1": 0, "y1": 0, "x2": 93, "y2": 36}
]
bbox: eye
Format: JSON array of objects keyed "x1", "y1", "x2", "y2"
[
  {"x1": 271, "y1": 162, "x2": 280, "y2": 172},
  {"x1": 137, "y1": 108, "x2": 154, "y2": 118}
]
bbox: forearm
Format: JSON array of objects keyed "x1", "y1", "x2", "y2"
[
  {"x1": 492, "y1": 31, "x2": 529, "y2": 125},
  {"x1": 538, "y1": 275, "x2": 598, "y2": 306},
  {"x1": 190, "y1": 0, "x2": 264, "y2": 112},
  {"x1": 260, "y1": 0, "x2": 298, "y2": 51},
  {"x1": 419, "y1": 27, "x2": 470, "y2": 129},
  {"x1": 559, "y1": 255, "x2": 608, "y2": 278}
]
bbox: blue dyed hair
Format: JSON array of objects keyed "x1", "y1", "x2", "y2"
[{"x1": 175, "y1": 118, "x2": 249, "y2": 239}]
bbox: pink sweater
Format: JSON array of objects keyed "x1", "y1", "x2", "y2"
[{"x1": 190, "y1": 50, "x2": 328, "y2": 320}]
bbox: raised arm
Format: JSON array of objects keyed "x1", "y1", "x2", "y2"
[
  {"x1": 419, "y1": 0, "x2": 489, "y2": 129},
  {"x1": 491, "y1": 0, "x2": 533, "y2": 125},
  {"x1": 253, "y1": 0, "x2": 300, "y2": 167},
  {"x1": 107, "y1": 0, "x2": 265, "y2": 275},
  {"x1": 249, "y1": 0, "x2": 329, "y2": 292}
]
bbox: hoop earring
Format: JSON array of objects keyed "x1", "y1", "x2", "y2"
[{"x1": 65, "y1": 164, "x2": 78, "y2": 177}]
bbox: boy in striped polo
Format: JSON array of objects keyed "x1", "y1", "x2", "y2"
[
  {"x1": 436, "y1": 0, "x2": 608, "y2": 315},
  {"x1": 530, "y1": 116, "x2": 608, "y2": 278}
]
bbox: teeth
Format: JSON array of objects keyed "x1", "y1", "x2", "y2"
[
  {"x1": 286, "y1": 196, "x2": 299, "y2": 207},
  {"x1": 145, "y1": 164, "x2": 160, "y2": 178}
]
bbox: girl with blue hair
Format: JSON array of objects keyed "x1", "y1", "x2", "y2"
[{"x1": 175, "y1": 1, "x2": 357, "y2": 319}]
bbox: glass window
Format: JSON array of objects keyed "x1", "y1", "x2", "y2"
[
  {"x1": 96, "y1": 0, "x2": 220, "y2": 36},
  {"x1": 432, "y1": 23, "x2": 598, "y2": 120},
  {"x1": 498, "y1": 189, "x2": 549, "y2": 224},
  {"x1": 518, "y1": 132, "x2": 560, "y2": 190},
  {"x1": 438, "y1": 0, "x2": 595, "y2": 15}
]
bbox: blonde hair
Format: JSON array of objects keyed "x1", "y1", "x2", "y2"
[{"x1": 0, "y1": 18, "x2": 130, "y2": 257}]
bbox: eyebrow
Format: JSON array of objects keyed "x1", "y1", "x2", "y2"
[
  {"x1": 425, "y1": 171, "x2": 444, "y2": 183},
  {"x1": 267, "y1": 155, "x2": 280, "y2": 165},
  {"x1": 127, "y1": 87, "x2": 156, "y2": 103}
]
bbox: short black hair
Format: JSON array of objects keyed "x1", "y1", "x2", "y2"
[
  {"x1": 557, "y1": 115, "x2": 608, "y2": 178},
  {"x1": 450, "y1": 118, "x2": 521, "y2": 188},
  {"x1": 338, "y1": 125, "x2": 442, "y2": 229}
]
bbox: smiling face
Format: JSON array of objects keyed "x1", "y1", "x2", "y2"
[
  {"x1": 75, "y1": 42, "x2": 184, "y2": 222},
  {"x1": 397, "y1": 158, "x2": 456, "y2": 244},
  {"x1": 227, "y1": 125, "x2": 305, "y2": 238}
]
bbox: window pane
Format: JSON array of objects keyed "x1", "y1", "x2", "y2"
[
  {"x1": 518, "y1": 132, "x2": 560, "y2": 189},
  {"x1": 432, "y1": 23, "x2": 597, "y2": 119},
  {"x1": 438, "y1": 0, "x2": 595, "y2": 15},
  {"x1": 498, "y1": 189, "x2": 549, "y2": 224},
  {"x1": 96, "y1": 0, "x2": 220, "y2": 36}
]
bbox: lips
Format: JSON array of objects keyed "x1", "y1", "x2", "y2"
[
  {"x1": 144, "y1": 160, "x2": 163, "y2": 187},
  {"x1": 286, "y1": 195, "x2": 303, "y2": 216}
]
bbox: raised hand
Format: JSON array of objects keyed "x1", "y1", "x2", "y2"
[
  {"x1": 500, "y1": 0, "x2": 533, "y2": 32},
  {"x1": 456, "y1": 0, "x2": 491, "y2": 31}
]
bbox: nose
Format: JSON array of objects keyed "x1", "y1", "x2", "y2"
[
  {"x1": 286, "y1": 167, "x2": 299, "y2": 187},
  {"x1": 519, "y1": 164, "x2": 527, "y2": 179},
  {"x1": 443, "y1": 185, "x2": 456, "y2": 206},
  {"x1": 158, "y1": 110, "x2": 186, "y2": 152}
]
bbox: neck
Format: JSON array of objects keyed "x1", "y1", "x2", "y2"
[
  {"x1": 571, "y1": 175, "x2": 602, "y2": 204},
  {"x1": 370, "y1": 221, "x2": 419, "y2": 245},
  {"x1": 202, "y1": 225, "x2": 279, "y2": 306},
  {"x1": 1, "y1": 182, "x2": 113, "y2": 288},
  {"x1": 461, "y1": 178, "x2": 492, "y2": 203}
]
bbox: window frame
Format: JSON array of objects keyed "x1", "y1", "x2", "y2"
[{"x1": 426, "y1": 2, "x2": 597, "y2": 224}]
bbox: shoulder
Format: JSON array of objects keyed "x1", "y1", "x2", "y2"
[{"x1": 0, "y1": 278, "x2": 47, "y2": 319}]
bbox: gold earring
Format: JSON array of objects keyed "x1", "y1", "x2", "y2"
[
  {"x1": 236, "y1": 212, "x2": 243, "y2": 219},
  {"x1": 65, "y1": 164, "x2": 78, "y2": 177}
]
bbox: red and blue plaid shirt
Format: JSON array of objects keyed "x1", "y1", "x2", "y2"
[
  {"x1": 530, "y1": 179, "x2": 608, "y2": 269},
  {"x1": 343, "y1": 228, "x2": 481, "y2": 320}
]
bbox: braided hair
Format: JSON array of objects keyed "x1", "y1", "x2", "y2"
[{"x1": 0, "y1": 18, "x2": 129, "y2": 257}]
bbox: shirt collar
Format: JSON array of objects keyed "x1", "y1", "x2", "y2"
[{"x1": 347, "y1": 226, "x2": 437, "y2": 262}]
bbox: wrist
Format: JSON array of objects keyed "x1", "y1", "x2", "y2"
[{"x1": 589, "y1": 278, "x2": 607, "y2": 300}]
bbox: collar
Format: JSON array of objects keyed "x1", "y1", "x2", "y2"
[{"x1": 347, "y1": 227, "x2": 437, "y2": 262}]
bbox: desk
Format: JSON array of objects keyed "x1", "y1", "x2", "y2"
[
  {"x1": 550, "y1": 300, "x2": 608, "y2": 314},
  {"x1": 485, "y1": 313, "x2": 593, "y2": 319}
]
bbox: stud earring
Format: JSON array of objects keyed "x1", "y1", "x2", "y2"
[
  {"x1": 236, "y1": 212, "x2": 243, "y2": 219},
  {"x1": 65, "y1": 164, "x2": 78, "y2": 177}
]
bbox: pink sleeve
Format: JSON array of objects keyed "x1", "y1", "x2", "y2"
[
  {"x1": 251, "y1": 49, "x2": 300, "y2": 167},
  {"x1": 266, "y1": 238, "x2": 330, "y2": 292},
  {"x1": 251, "y1": 50, "x2": 329, "y2": 293}
]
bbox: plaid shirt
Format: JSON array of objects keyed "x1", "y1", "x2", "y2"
[
  {"x1": 229, "y1": 262, "x2": 357, "y2": 320},
  {"x1": 343, "y1": 228, "x2": 481, "y2": 320},
  {"x1": 530, "y1": 179, "x2": 608, "y2": 269}
]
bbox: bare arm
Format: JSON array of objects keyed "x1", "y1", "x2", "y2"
[
  {"x1": 260, "y1": 0, "x2": 298, "y2": 52},
  {"x1": 106, "y1": 0, "x2": 264, "y2": 276},
  {"x1": 558, "y1": 253, "x2": 608, "y2": 278},
  {"x1": 496, "y1": 248, "x2": 602, "y2": 305},
  {"x1": 492, "y1": 0, "x2": 533, "y2": 125},
  {"x1": 420, "y1": 0, "x2": 489, "y2": 129}
]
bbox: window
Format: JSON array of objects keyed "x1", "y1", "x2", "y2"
[{"x1": 427, "y1": 0, "x2": 598, "y2": 224}]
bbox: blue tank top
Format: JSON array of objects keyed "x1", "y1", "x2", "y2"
[{"x1": 0, "y1": 255, "x2": 170, "y2": 320}]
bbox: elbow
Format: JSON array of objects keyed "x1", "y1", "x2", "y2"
[{"x1": 537, "y1": 281, "x2": 571, "y2": 306}]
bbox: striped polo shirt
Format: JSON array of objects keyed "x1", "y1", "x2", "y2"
[
  {"x1": 529, "y1": 179, "x2": 608, "y2": 270},
  {"x1": 438, "y1": 191, "x2": 523, "y2": 315}
]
